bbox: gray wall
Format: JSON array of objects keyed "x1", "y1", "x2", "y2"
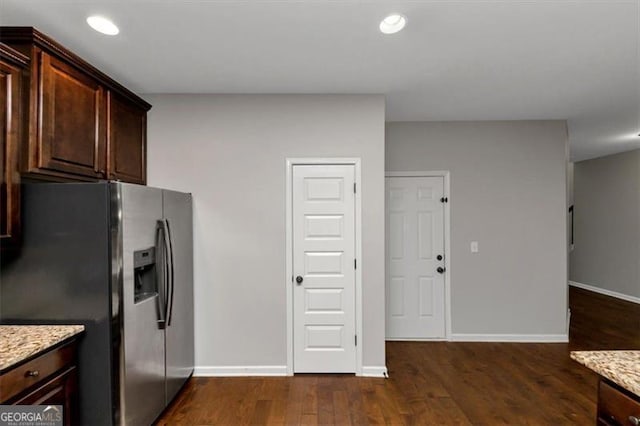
[
  {"x1": 570, "y1": 149, "x2": 640, "y2": 298},
  {"x1": 145, "y1": 95, "x2": 386, "y2": 370},
  {"x1": 386, "y1": 121, "x2": 569, "y2": 337}
]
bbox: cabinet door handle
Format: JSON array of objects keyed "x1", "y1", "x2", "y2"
[
  {"x1": 629, "y1": 416, "x2": 640, "y2": 425},
  {"x1": 25, "y1": 370, "x2": 39, "y2": 377}
]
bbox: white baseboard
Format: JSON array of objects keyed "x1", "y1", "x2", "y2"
[
  {"x1": 385, "y1": 338, "x2": 446, "y2": 341},
  {"x1": 450, "y1": 333, "x2": 568, "y2": 343},
  {"x1": 194, "y1": 365, "x2": 288, "y2": 377},
  {"x1": 195, "y1": 365, "x2": 390, "y2": 378},
  {"x1": 569, "y1": 280, "x2": 640, "y2": 305},
  {"x1": 361, "y1": 366, "x2": 389, "y2": 378}
]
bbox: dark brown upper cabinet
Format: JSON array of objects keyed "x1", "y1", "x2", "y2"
[
  {"x1": 0, "y1": 27, "x2": 151, "y2": 183},
  {"x1": 40, "y1": 52, "x2": 107, "y2": 178},
  {"x1": 108, "y1": 91, "x2": 146, "y2": 184},
  {"x1": 0, "y1": 43, "x2": 28, "y2": 247}
]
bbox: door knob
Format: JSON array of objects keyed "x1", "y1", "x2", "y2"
[
  {"x1": 437, "y1": 267, "x2": 446, "y2": 274},
  {"x1": 437, "y1": 255, "x2": 443, "y2": 261},
  {"x1": 296, "y1": 276, "x2": 303, "y2": 285}
]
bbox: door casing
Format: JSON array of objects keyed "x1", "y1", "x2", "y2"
[
  {"x1": 385, "y1": 171, "x2": 452, "y2": 341},
  {"x1": 286, "y1": 158, "x2": 363, "y2": 376}
]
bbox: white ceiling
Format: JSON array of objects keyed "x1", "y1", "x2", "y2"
[{"x1": 1, "y1": 0, "x2": 638, "y2": 161}]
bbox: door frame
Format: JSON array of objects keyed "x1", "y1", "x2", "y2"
[
  {"x1": 285, "y1": 158, "x2": 363, "y2": 375},
  {"x1": 385, "y1": 171, "x2": 452, "y2": 340}
]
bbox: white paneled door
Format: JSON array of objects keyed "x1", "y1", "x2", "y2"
[
  {"x1": 386, "y1": 176, "x2": 446, "y2": 339},
  {"x1": 293, "y1": 165, "x2": 356, "y2": 372}
]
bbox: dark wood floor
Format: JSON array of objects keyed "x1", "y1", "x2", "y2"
[{"x1": 156, "y1": 286, "x2": 640, "y2": 425}]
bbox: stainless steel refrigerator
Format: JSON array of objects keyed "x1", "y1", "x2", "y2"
[{"x1": 0, "y1": 182, "x2": 194, "y2": 425}]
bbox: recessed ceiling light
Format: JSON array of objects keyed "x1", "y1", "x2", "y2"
[
  {"x1": 379, "y1": 14, "x2": 407, "y2": 35},
  {"x1": 87, "y1": 16, "x2": 119, "y2": 36}
]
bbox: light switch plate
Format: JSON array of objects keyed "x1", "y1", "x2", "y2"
[{"x1": 470, "y1": 241, "x2": 479, "y2": 253}]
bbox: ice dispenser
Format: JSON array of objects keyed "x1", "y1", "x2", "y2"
[{"x1": 133, "y1": 247, "x2": 157, "y2": 303}]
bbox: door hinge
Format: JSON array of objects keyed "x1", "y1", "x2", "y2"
[
  {"x1": 353, "y1": 183, "x2": 356, "y2": 194},
  {"x1": 440, "y1": 196, "x2": 449, "y2": 203},
  {"x1": 355, "y1": 335, "x2": 357, "y2": 346},
  {"x1": 354, "y1": 258, "x2": 357, "y2": 269}
]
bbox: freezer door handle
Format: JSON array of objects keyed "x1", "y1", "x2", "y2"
[
  {"x1": 155, "y1": 221, "x2": 167, "y2": 328},
  {"x1": 163, "y1": 219, "x2": 176, "y2": 327}
]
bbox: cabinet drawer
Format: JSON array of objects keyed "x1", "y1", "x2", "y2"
[
  {"x1": 598, "y1": 380, "x2": 640, "y2": 426},
  {"x1": 0, "y1": 342, "x2": 74, "y2": 402},
  {"x1": 14, "y1": 366, "x2": 75, "y2": 404}
]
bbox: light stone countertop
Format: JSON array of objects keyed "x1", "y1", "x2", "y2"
[
  {"x1": 571, "y1": 350, "x2": 640, "y2": 397},
  {"x1": 0, "y1": 325, "x2": 85, "y2": 373}
]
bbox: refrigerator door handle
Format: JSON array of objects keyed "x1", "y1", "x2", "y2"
[
  {"x1": 164, "y1": 219, "x2": 176, "y2": 327},
  {"x1": 155, "y1": 221, "x2": 167, "y2": 328},
  {"x1": 161, "y1": 219, "x2": 172, "y2": 326}
]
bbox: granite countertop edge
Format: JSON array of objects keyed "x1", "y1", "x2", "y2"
[
  {"x1": 0, "y1": 325, "x2": 85, "y2": 374},
  {"x1": 571, "y1": 350, "x2": 640, "y2": 397}
]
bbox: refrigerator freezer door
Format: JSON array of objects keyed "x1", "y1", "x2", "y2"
[
  {"x1": 163, "y1": 189, "x2": 195, "y2": 403},
  {"x1": 119, "y1": 183, "x2": 166, "y2": 426}
]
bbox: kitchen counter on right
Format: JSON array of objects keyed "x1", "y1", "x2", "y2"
[{"x1": 571, "y1": 350, "x2": 640, "y2": 397}]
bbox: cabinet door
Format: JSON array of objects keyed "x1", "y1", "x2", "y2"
[
  {"x1": 14, "y1": 367, "x2": 77, "y2": 426},
  {"x1": 0, "y1": 57, "x2": 22, "y2": 243},
  {"x1": 38, "y1": 51, "x2": 106, "y2": 178},
  {"x1": 108, "y1": 91, "x2": 146, "y2": 184}
]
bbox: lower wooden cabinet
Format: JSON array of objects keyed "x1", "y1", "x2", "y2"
[
  {"x1": 13, "y1": 367, "x2": 77, "y2": 425},
  {"x1": 0, "y1": 340, "x2": 79, "y2": 426},
  {"x1": 597, "y1": 379, "x2": 640, "y2": 426}
]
